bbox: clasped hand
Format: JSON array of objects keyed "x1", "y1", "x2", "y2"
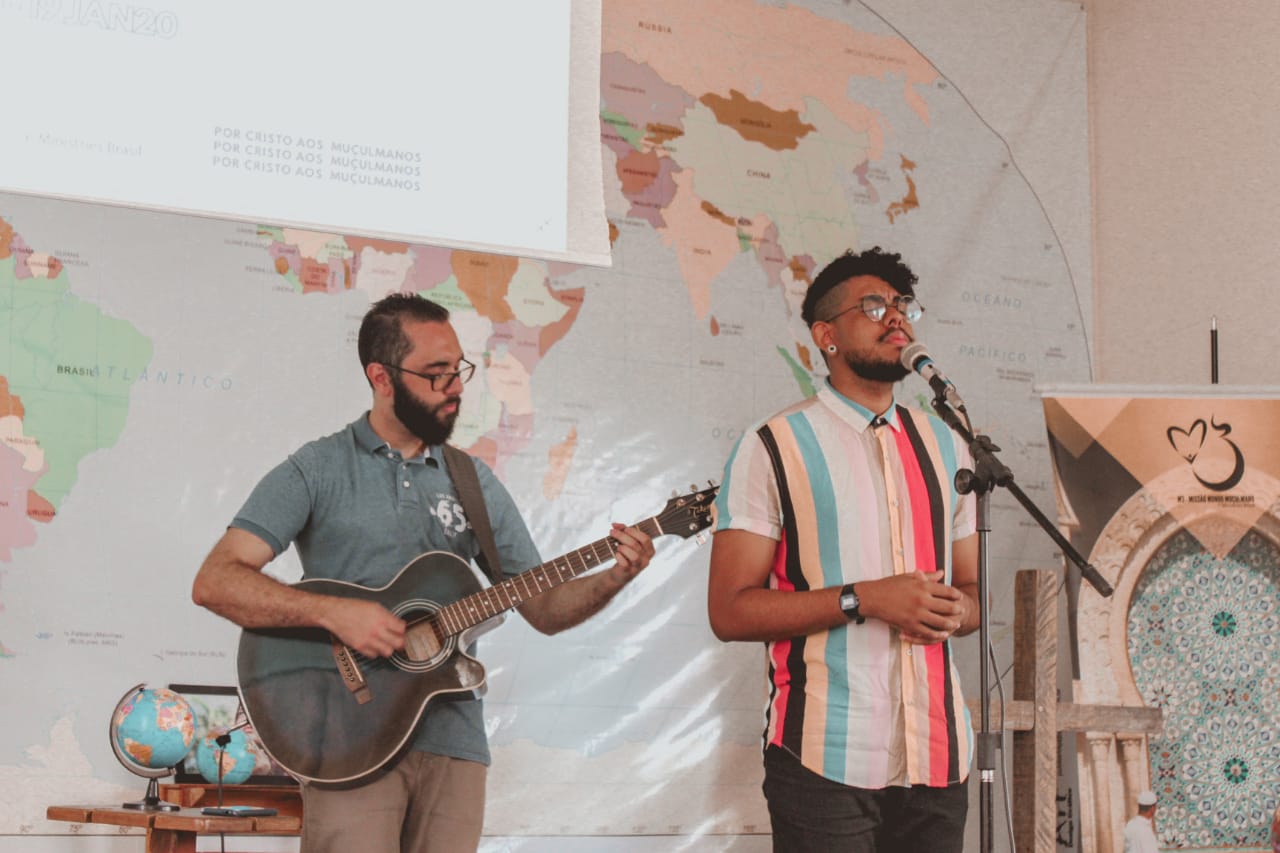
[{"x1": 868, "y1": 571, "x2": 969, "y2": 645}]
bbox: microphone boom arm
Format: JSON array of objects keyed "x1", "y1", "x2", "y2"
[{"x1": 926, "y1": 390, "x2": 1112, "y2": 598}]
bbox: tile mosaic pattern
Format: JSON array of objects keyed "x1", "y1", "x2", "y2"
[{"x1": 1128, "y1": 529, "x2": 1280, "y2": 848}]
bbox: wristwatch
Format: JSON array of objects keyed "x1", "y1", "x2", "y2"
[{"x1": 838, "y1": 583, "x2": 865, "y2": 624}]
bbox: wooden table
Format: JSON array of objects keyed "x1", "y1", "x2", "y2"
[
  {"x1": 159, "y1": 782, "x2": 302, "y2": 818},
  {"x1": 47, "y1": 804, "x2": 301, "y2": 853}
]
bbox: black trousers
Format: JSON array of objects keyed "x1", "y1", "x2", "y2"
[{"x1": 762, "y1": 745, "x2": 969, "y2": 853}]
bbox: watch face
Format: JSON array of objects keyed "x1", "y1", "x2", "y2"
[{"x1": 839, "y1": 585, "x2": 864, "y2": 623}]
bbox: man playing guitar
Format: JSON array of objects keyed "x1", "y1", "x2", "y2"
[{"x1": 192, "y1": 293, "x2": 655, "y2": 853}]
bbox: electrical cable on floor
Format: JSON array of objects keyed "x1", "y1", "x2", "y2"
[{"x1": 990, "y1": 642, "x2": 1017, "y2": 851}]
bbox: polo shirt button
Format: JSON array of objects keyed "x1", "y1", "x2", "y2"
[{"x1": 403, "y1": 480, "x2": 411, "y2": 488}]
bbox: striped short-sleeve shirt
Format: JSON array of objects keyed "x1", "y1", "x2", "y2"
[{"x1": 715, "y1": 382, "x2": 976, "y2": 789}]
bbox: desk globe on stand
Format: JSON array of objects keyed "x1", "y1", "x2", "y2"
[{"x1": 108, "y1": 683, "x2": 196, "y2": 811}]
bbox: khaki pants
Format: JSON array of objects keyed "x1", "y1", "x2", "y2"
[{"x1": 300, "y1": 751, "x2": 486, "y2": 853}]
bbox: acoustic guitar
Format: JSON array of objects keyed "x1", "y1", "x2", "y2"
[{"x1": 237, "y1": 485, "x2": 718, "y2": 783}]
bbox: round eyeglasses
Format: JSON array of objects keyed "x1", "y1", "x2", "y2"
[
  {"x1": 381, "y1": 358, "x2": 476, "y2": 391},
  {"x1": 823, "y1": 293, "x2": 923, "y2": 324}
]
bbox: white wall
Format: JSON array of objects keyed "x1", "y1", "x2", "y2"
[{"x1": 1089, "y1": 0, "x2": 1280, "y2": 384}]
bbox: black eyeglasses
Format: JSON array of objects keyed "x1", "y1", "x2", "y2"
[
  {"x1": 823, "y1": 293, "x2": 923, "y2": 324},
  {"x1": 381, "y1": 358, "x2": 476, "y2": 391}
]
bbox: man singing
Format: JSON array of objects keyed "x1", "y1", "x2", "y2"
[{"x1": 708, "y1": 247, "x2": 980, "y2": 852}]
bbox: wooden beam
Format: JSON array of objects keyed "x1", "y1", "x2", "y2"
[
  {"x1": 1059, "y1": 704, "x2": 1162, "y2": 735},
  {"x1": 1013, "y1": 569, "x2": 1058, "y2": 853},
  {"x1": 964, "y1": 700, "x2": 1162, "y2": 734}
]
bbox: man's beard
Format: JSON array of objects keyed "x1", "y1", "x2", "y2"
[
  {"x1": 845, "y1": 351, "x2": 910, "y2": 383},
  {"x1": 390, "y1": 374, "x2": 460, "y2": 446}
]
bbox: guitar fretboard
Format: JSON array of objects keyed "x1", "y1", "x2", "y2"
[{"x1": 416, "y1": 516, "x2": 664, "y2": 639}]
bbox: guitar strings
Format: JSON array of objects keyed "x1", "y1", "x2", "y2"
[{"x1": 344, "y1": 497, "x2": 714, "y2": 663}]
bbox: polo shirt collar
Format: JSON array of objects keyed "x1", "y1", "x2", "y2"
[
  {"x1": 817, "y1": 380, "x2": 901, "y2": 434},
  {"x1": 351, "y1": 413, "x2": 443, "y2": 463},
  {"x1": 352, "y1": 413, "x2": 387, "y2": 453}
]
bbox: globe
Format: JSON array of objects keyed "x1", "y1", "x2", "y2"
[
  {"x1": 108, "y1": 683, "x2": 196, "y2": 810},
  {"x1": 195, "y1": 727, "x2": 259, "y2": 785}
]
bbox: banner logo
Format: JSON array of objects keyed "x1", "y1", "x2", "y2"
[{"x1": 1167, "y1": 417, "x2": 1245, "y2": 492}]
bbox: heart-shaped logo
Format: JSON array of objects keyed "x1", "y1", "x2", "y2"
[
  {"x1": 1167, "y1": 419, "x2": 1207, "y2": 462},
  {"x1": 1168, "y1": 416, "x2": 1245, "y2": 491}
]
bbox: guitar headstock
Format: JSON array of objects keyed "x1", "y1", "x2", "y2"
[{"x1": 656, "y1": 483, "x2": 719, "y2": 539}]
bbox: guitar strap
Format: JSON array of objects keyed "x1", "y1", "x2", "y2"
[{"x1": 441, "y1": 444, "x2": 504, "y2": 585}]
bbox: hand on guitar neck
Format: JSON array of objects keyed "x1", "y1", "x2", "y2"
[
  {"x1": 517, "y1": 521, "x2": 655, "y2": 635},
  {"x1": 607, "y1": 521, "x2": 656, "y2": 587}
]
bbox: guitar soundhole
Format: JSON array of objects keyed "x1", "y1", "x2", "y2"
[{"x1": 390, "y1": 598, "x2": 455, "y2": 672}]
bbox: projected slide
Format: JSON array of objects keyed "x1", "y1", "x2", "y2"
[{"x1": 0, "y1": 1, "x2": 606, "y2": 263}]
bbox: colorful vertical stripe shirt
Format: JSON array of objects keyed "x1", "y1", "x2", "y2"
[{"x1": 715, "y1": 382, "x2": 976, "y2": 789}]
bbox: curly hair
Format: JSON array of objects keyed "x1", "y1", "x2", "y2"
[{"x1": 800, "y1": 247, "x2": 918, "y2": 327}]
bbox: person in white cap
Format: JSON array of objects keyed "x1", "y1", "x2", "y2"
[{"x1": 1123, "y1": 790, "x2": 1159, "y2": 853}]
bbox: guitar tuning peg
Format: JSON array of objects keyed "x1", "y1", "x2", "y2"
[
  {"x1": 671, "y1": 489, "x2": 678, "y2": 498},
  {"x1": 695, "y1": 533, "x2": 708, "y2": 545},
  {"x1": 690, "y1": 483, "x2": 697, "y2": 491}
]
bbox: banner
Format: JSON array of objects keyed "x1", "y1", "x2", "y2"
[
  {"x1": 1042, "y1": 386, "x2": 1280, "y2": 852},
  {"x1": 1043, "y1": 389, "x2": 1280, "y2": 562}
]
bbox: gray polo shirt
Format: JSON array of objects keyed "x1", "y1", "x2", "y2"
[{"x1": 231, "y1": 413, "x2": 541, "y2": 764}]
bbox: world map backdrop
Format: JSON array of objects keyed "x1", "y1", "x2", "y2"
[{"x1": 0, "y1": 0, "x2": 1091, "y2": 841}]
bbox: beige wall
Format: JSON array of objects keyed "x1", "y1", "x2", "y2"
[{"x1": 1089, "y1": 0, "x2": 1280, "y2": 385}]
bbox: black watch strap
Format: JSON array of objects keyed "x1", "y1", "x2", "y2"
[{"x1": 838, "y1": 583, "x2": 865, "y2": 624}]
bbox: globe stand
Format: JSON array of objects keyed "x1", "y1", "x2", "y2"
[{"x1": 121, "y1": 777, "x2": 180, "y2": 812}]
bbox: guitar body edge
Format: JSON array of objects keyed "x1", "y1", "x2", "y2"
[{"x1": 237, "y1": 553, "x2": 489, "y2": 784}]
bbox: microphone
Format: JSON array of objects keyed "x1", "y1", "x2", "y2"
[{"x1": 900, "y1": 342, "x2": 966, "y2": 412}]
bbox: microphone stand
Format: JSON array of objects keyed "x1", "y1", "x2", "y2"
[
  {"x1": 213, "y1": 721, "x2": 251, "y2": 807},
  {"x1": 215, "y1": 731, "x2": 231, "y2": 807},
  {"x1": 211, "y1": 722, "x2": 250, "y2": 853},
  {"x1": 924, "y1": 388, "x2": 1112, "y2": 853}
]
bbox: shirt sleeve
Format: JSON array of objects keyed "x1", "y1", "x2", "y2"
[
  {"x1": 229, "y1": 454, "x2": 313, "y2": 557},
  {"x1": 714, "y1": 428, "x2": 783, "y2": 541}
]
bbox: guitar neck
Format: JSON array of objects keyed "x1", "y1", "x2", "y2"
[{"x1": 423, "y1": 515, "x2": 663, "y2": 637}]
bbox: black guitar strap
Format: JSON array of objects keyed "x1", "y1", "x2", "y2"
[{"x1": 442, "y1": 444, "x2": 504, "y2": 585}]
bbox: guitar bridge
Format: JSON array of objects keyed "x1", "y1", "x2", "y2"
[{"x1": 331, "y1": 639, "x2": 372, "y2": 704}]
